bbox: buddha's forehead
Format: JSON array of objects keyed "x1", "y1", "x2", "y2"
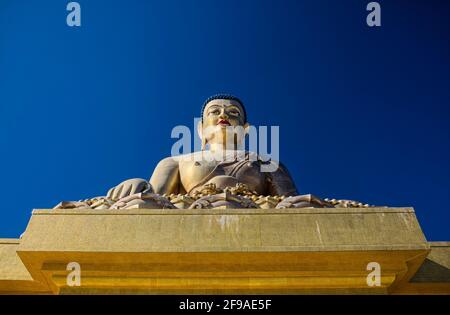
[{"x1": 204, "y1": 99, "x2": 244, "y2": 113}]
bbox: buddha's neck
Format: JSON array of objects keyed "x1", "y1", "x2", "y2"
[
  {"x1": 208, "y1": 142, "x2": 245, "y2": 161},
  {"x1": 209, "y1": 142, "x2": 241, "y2": 153}
]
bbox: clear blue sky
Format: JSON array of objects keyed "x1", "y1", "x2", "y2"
[{"x1": 0, "y1": 0, "x2": 449, "y2": 240}]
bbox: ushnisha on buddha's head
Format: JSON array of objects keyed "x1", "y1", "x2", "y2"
[{"x1": 198, "y1": 94, "x2": 250, "y2": 151}]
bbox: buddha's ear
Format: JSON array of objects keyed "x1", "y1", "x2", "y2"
[
  {"x1": 197, "y1": 120, "x2": 207, "y2": 150},
  {"x1": 243, "y1": 122, "x2": 250, "y2": 134},
  {"x1": 197, "y1": 120, "x2": 203, "y2": 139}
]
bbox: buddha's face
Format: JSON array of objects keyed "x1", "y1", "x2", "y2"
[{"x1": 199, "y1": 99, "x2": 248, "y2": 147}]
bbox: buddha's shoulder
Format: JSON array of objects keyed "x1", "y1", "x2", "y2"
[
  {"x1": 155, "y1": 153, "x2": 200, "y2": 168},
  {"x1": 154, "y1": 156, "x2": 180, "y2": 169}
]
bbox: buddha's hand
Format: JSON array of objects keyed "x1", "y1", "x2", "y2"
[
  {"x1": 276, "y1": 194, "x2": 333, "y2": 209},
  {"x1": 106, "y1": 178, "x2": 153, "y2": 201}
]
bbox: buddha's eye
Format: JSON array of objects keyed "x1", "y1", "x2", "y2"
[
  {"x1": 209, "y1": 109, "x2": 220, "y2": 115},
  {"x1": 229, "y1": 110, "x2": 239, "y2": 116}
]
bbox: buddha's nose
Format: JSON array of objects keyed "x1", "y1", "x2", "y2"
[{"x1": 219, "y1": 110, "x2": 229, "y2": 119}]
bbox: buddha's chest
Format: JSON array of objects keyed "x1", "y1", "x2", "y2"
[
  {"x1": 179, "y1": 159, "x2": 223, "y2": 191},
  {"x1": 178, "y1": 158, "x2": 267, "y2": 194}
]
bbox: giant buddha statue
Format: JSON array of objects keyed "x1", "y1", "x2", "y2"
[{"x1": 55, "y1": 94, "x2": 372, "y2": 210}]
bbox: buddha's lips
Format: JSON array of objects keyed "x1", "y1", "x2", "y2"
[{"x1": 217, "y1": 119, "x2": 231, "y2": 126}]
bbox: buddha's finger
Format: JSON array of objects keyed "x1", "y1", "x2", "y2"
[
  {"x1": 118, "y1": 184, "x2": 132, "y2": 200},
  {"x1": 107, "y1": 187, "x2": 115, "y2": 199},
  {"x1": 112, "y1": 185, "x2": 123, "y2": 201},
  {"x1": 129, "y1": 183, "x2": 139, "y2": 195},
  {"x1": 134, "y1": 181, "x2": 148, "y2": 194}
]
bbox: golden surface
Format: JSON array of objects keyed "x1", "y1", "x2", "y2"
[
  {"x1": 0, "y1": 239, "x2": 50, "y2": 294},
  {"x1": 1, "y1": 207, "x2": 448, "y2": 294}
]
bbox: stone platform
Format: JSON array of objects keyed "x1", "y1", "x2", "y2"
[{"x1": 0, "y1": 207, "x2": 449, "y2": 294}]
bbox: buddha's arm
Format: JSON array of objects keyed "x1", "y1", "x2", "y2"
[
  {"x1": 266, "y1": 161, "x2": 299, "y2": 197},
  {"x1": 149, "y1": 157, "x2": 181, "y2": 195},
  {"x1": 104, "y1": 157, "x2": 180, "y2": 203}
]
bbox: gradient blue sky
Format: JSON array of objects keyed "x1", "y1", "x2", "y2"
[{"x1": 0, "y1": 0, "x2": 449, "y2": 240}]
